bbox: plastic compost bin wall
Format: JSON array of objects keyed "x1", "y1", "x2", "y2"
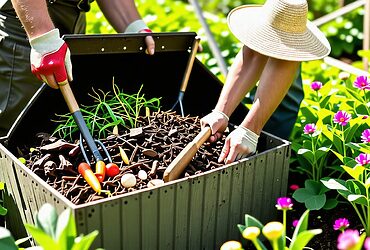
[{"x1": 0, "y1": 33, "x2": 290, "y2": 250}]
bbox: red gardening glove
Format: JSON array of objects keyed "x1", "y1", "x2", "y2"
[{"x1": 30, "y1": 29, "x2": 72, "y2": 89}]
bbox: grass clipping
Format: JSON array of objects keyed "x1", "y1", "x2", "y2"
[{"x1": 53, "y1": 80, "x2": 161, "y2": 140}]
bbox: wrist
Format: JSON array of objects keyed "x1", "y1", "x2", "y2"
[
  {"x1": 124, "y1": 19, "x2": 148, "y2": 33},
  {"x1": 238, "y1": 125, "x2": 259, "y2": 143},
  {"x1": 29, "y1": 28, "x2": 64, "y2": 53},
  {"x1": 212, "y1": 109, "x2": 229, "y2": 122}
]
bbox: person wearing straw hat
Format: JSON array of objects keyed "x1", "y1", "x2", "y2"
[{"x1": 200, "y1": 0, "x2": 331, "y2": 163}]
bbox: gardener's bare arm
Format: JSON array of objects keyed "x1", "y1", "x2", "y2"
[
  {"x1": 11, "y1": 0, "x2": 54, "y2": 38},
  {"x1": 215, "y1": 46, "x2": 268, "y2": 118},
  {"x1": 240, "y1": 58, "x2": 300, "y2": 135},
  {"x1": 97, "y1": 0, "x2": 155, "y2": 55}
]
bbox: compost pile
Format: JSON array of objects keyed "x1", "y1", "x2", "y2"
[{"x1": 19, "y1": 110, "x2": 226, "y2": 205}]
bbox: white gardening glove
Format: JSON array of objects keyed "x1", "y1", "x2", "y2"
[
  {"x1": 200, "y1": 109, "x2": 229, "y2": 142},
  {"x1": 30, "y1": 29, "x2": 72, "y2": 89},
  {"x1": 219, "y1": 126, "x2": 259, "y2": 164},
  {"x1": 125, "y1": 19, "x2": 155, "y2": 55}
]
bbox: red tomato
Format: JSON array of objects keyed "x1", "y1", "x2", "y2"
[{"x1": 106, "y1": 163, "x2": 120, "y2": 177}]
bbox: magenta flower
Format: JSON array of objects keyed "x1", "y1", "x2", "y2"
[
  {"x1": 353, "y1": 75, "x2": 370, "y2": 90},
  {"x1": 363, "y1": 115, "x2": 369, "y2": 120},
  {"x1": 292, "y1": 220, "x2": 299, "y2": 227},
  {"x1": 355, "y1": 153, "x2": 370, "y2": 166},
  {"x1": 337, "y1": 229, "x2": 360, "y2": 250},
  {"x1": 303, "y1": 123, "x2": 316, "y2": 135},
  {"x1": 289, "y1": 184, "x2": 300, "y2": 191},
  {"x1": 275, "y1": 197, "x2": 293, "y2": 210},
  {"x1": 310, "y1": 81, "x2": 323, "y2": 91},
  {"x1": 333, "y1": 218, "x2": 350, "y2": 231},
  {"x1": 361, "y1": 129, "x2": 370, "y2": 143},
  {"x1": 364, "y1": 237, "x2": 370, "y2": 250},
  {"x1": 333, "y1": 111, "x2": 351, "y2": 126}
]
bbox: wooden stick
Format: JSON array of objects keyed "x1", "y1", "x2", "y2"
[{"x1": 163, "y1": 127, "x2": 211, "y2": 182}]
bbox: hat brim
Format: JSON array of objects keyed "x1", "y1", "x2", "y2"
[{"x1": 227, "y1": 5, "x2": 331, "y2": 61}]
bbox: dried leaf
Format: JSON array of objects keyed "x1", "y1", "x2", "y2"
[
  {"x1": 119, "y1": 146, "x2": 130, "y2": 165},
  {"x1": 113, "y1": 125, "x2": 119, "y2": 135}
]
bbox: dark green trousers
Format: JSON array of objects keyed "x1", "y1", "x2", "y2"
[{"x1": 0, "y1": 0, "x2": 86, "y2": 137}]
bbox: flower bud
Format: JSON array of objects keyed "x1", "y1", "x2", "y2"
[
  {"x1": 220, "y1": 241, "x2": 242, "y2": 250},
  {"x1": 338, "y1": 72, "x2": 350, "y2": 80},
  {"x1": 262, "y1": 221, "x2": 284, "y2": 241},
  {"x1": 242, "y1": 226, "x2": 260, "y2": 240}
]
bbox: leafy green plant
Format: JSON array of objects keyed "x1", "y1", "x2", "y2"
[
  {"x1": 228, "y1": 197, "x2": 321, "y2": 250},
  {"x1": 0, "y1": 182, "x2": 7, "y2": 216},
  {"x1": 0, "y1": 203, "x2": 100, "y2": 250},
  {"x1": 53, "y1": 82, "x2": 160, "y2": 140}
]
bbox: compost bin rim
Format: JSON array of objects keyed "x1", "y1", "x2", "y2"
[{"x1": 62, "y1": 32, "x2": 198, "y2": 55}]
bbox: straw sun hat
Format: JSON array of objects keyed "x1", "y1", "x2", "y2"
[{"x1": 227, "y1": 0, "x2": 331, "y2": 61}]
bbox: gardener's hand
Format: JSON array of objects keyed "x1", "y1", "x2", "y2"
[
  {"x1": 218, "y1": 126, "x2": 259, "y2": 164},
  {"x1": 125, "y1": 20, "x2": 155, "y2": 55},
  {"x1": 30, "y1": 29, "x2": 72, "y2": 89},
  {"x1": 200, "y1": 110, "x2": 229, "y2": 142}
]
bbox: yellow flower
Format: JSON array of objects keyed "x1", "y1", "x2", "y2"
[
  {"x1": 262, "y1": 221, "x2": 284, "y2": 241},
  {"x1": 242, "y1": 227, "x2": 260, "y2": 240},
  {"x1": 220, "y1": 241, "x2": 242, "y2": 250}
]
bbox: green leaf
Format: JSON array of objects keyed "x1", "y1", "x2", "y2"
[
  {"x1": 35, "y1": 203, "x2": 58, "y2": 240},
  {"x1": 237, "y1": 224, "x2": 246, "y2": 234},
  {"x1": 0, "y1": 182, "x2": 4, "y2": 190},
  {"x1": 56, "y1": 208, "x2": 77, "y2": 250},
  {"x1": 71, "y1": 231, "x2": 99, "y2": 250},
  {"x1": 314, "y1": 147, "x2": 330, "y2": 161},
  {"x1": 289, "y1": 229, "x2": 322, "y2": 250},
  {"x1": 346, "y1": 87, "x2": 365, "y2": 103},
  {"x1": 322, "y1": 198, "x2": 338, "y2": 210},
  {"x1": 297, "y1": 149, "x2": 314, "y2": 164},
  {"x1": 348, "y1": 194, "x2": 368, "y2": 206},
  {"x1": 0, "y1": 205, "x2": 7, "y2": 216},
  {"x1": 0, "y1": 227, "x2": 18, "y2": 250},
  {"x1": 331, "y1": 150, "x2": 344, "y2": 163},
  {"x1": 290, "y1": 210, "x2": 310, "y2": 244},
  {"x1": 321, "y1": 179, "x2": 348, "y2": 191},
  {"x1": 304, "y1": 194, "x2": 326, "y2": 210},
  {"x1": 24, "y1": 224, "x2": 59, "y2": 250},
  {"x1": 342, "y1": 165, "x2": 365, "y2": 180}
]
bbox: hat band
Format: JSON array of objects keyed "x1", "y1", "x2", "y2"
[{"x1": 272, "y1": 18, "x2": 307, "y2": 33}]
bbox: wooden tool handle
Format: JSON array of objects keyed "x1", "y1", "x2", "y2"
[
  {"x1": 163, "y1": 126, "x2": 211, "y2": 182},
  {"x1": 180, "y1": 37, "x2": 201, "y2": 92},
  {"x1": 58, "y1": 80, "x2": 80, "y2": 113}
]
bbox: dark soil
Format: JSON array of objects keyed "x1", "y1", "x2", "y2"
[
  {"x1": 17, "y1": 110, "x2": 226, "y2": 205},
  {"x1": 286, "y1": 172, "x2": 363, "y2": 250}
]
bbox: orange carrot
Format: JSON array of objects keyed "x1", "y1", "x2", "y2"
[
  {"x1": 95, "y1": 160, "x2": 106, "y2": 183},
  {"x1": 78, "y1": 162, "x2": 101, "y2": 193}
]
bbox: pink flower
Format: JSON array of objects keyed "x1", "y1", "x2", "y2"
[
  {"x1": 333, "y1": 111, "x2": 351, "y2": 126},
  {"x1": 333, "y1": 218, "x2": 350, "y2": 231},
  {"x1": 289, "y1": 184, "x2": 300, "y2": 191},
  {"x1": 355, "y1": 153, "x2": 370, "y2": 166},
  {"x1": 361, "y1": 129, "x2": 370, "y2": 143},
  {"x1": 310, "y1": 81, "x2": 323, "y2": 91},
  {"x1": 303, "y1": 123, "x2": 316, "y2": 135},
  {"x1": 337, "y1": 229, "x2": 360, "y2": 250},
  {"x1": 363, "y1": 115, "x2": 369, "y2": 120},
  {"x1": 364, "y1": 237, "x2": 370, "y2": 250},
  {"x1": 353, "y1": 76, "x2": 370, "y2": 90},
  {"x1": 275, "y1": 197, "x2": 293, "y2": 210},
  {"x1": 292, "y1": 220, "x2": 299, "y2": 227}
]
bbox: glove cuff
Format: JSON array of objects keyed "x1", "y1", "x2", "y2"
[
  {"x1": 212, "y1": 109, "x2": 229, "y2": 122},
  {"x1": 238, "y1": 126, "x2": 259, "y2": 144},
  {"x1": 30, "y1": 28, "x2": 64, "y2": 54},
  {"x1": 124, "y1": 19, "x2": 148, "y2": 33}
]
